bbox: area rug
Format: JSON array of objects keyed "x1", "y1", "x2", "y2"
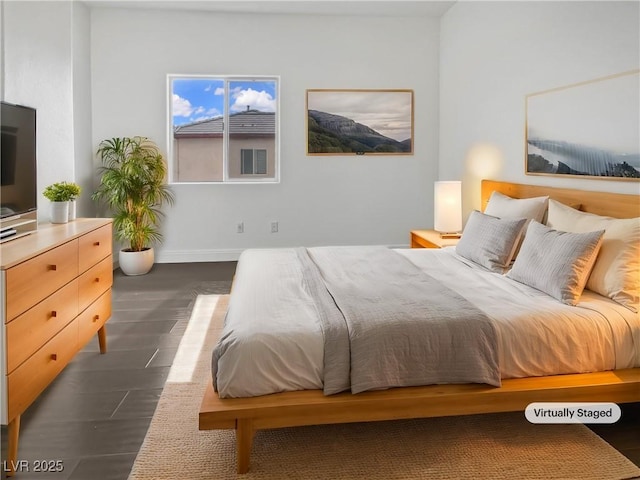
[{"x1": 129, "y1": 294, "x2": 640, "y2": 480}]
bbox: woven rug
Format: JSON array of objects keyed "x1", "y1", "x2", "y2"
[{"x1": 129, "y1": 294, "x2": 640, "y2": 480}]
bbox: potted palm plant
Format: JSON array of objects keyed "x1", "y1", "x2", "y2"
[{"x1": 92, "y1": 137, "x2": 174, "y2": 275}]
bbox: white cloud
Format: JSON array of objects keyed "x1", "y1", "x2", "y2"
[
  {"x1": 194, "y1": 106, "x2": 205, "y2": 114},
  {"x1": 214, "y1": 87, "x2": 225, "y2": 95},
  {"x1": 172, "y1": 93, "x2": 194, "y2": 117},
  {"x1": 192, "y1": 115, "x2": 216, "y2": 122},
  {"x1": 230, "y1": 88, "x2": 276, "y2": 112}
]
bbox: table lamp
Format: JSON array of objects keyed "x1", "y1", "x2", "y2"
[{"x1": 434, "y1": 180, "x2": 462, "y2": 238}]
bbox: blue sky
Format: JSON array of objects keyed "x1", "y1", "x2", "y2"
[{"x1": 171, "y1": 78, "x2": 277, "y2": 126}]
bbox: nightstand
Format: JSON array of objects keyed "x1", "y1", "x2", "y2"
[{"x1": 410, "y1": 230, "x2": 461, "y2": 249}]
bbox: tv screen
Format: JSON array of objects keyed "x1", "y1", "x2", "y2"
[{"x1": 1, "y1": 101, "x2": 37, "y2": 219}]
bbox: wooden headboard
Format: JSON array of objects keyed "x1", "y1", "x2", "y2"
[{"x1": 481, "y1": 180, "x2": 639, "y2": 219}]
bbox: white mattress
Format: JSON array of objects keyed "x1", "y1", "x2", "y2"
[{"x1": 213, "y1": 247, "x2": 639, "y2": 398}]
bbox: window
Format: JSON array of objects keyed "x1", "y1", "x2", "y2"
[
  {"x1": 168, "y1": 75, "x2": 279, "y2": 183},
  {"x1": 241, "y1": 149, "x2": 267, "y2": 175}
]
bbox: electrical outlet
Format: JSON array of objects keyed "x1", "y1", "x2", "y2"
[
  {"x1": 271, "y1": 221, "x2": 278, "y2": 233},
  {"x1": 236, "y1": 222, "x2": 244, "y2": 234}
]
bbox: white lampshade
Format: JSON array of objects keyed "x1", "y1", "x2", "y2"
[{"x1": 434, "y1": 181, "x2": 462, "y2": 234}]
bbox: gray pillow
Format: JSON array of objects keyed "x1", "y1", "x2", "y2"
[
  {"x1": 456, "y1": 211, "x2": 527, "y2": 273},
  {"x1": 507, "y1": 221, "x2": 605, "y2": 306}
]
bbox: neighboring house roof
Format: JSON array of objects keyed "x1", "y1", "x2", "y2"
[{"x1": 174, "y1": 109, "x2": 275, "y2": 137}]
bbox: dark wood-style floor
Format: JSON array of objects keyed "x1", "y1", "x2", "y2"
[
  {"x1": 1, "y1": 261, "x2": 639, "y2": 479},
  {"x1": 1, "y1": 262, "x2": 234, "y2": 480}
]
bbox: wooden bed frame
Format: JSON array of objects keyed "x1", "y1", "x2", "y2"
[{"x1": 200, "y1": 179, "x2": 640, "y2": 474}]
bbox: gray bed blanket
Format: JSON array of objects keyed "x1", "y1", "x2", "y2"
[{"x1": 297, "y1": 246, "x2": 501, "y2": 395}]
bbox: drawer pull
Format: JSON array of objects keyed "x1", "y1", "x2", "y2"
[
  {"x1": 48, "y1": 264, "x2": 57, "y2": 271},
  {"x1": 51, "y1": 354, "x2": 58, "y2": 361},
  {"x1": 51, "y1": 311, "x2": 57, "y2": 318},
  {"x1": 93, "y1": 241, "x2": 101, "y2": 246},
  {"x1": 93, "y1": 315, "x2": 100, "y2": 322},
  {"x1": 95, "y1": 277, "x2": 100, "y2": 283}
]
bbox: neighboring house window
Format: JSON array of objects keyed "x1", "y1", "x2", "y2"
[
  {"x1": 168, "y1": 75, "x2": 279, "y2": 183},
  {"x1": 241, "y1": 149, "x2": 267, "y2": 175}
]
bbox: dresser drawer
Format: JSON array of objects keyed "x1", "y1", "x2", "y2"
[
  {"x1": 6, "y1": 279, "x2": 79, "y2": 374},
  {"x1": 78, "y1": 290, "x2": 112, "y2": 348},
  {"x1": 78, "y1": 224, "x2": 112, "y2": 274},
  {"x1": 7, "y1": 318, "x2": 78, "y2": 420},
  {"x1": 5, "y1": 240, "x2": 79, "y2": 322},
  {"x1": 78, "y1": 256, "x2": 113, "y2": 313}
]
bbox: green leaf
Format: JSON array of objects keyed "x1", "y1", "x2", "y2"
[{"x1": 93, "y1": 137, "x2": 174, "y2": 251}]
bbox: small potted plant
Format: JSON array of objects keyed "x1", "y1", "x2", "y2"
[{"x1": 43, "y1": 181, "x2": 81, "y2": 224}]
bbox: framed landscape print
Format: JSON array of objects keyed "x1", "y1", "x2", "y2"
[
  {"x1": 306, "y1": 89, "x2": 414, "y2": 155},
  {"x1": 525, "y1": 70, "x2": 639, "y2": 180}
]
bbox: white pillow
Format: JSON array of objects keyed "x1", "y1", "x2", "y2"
[
  {"x1": 484, "y1": 191, "x2": 549, "y2": 256},
  {"x1": 546, "y1": 199, "x2": 640, "y2": 312},
  {"x1": 456, "y1": 211, "x2": 527, "y2": 273},
  {"x1": 507, "y1": 221, "x2": 605, "y2": 306},
  {"x1": 484, "y1": 191, "x2": 549, "y2": 224}
]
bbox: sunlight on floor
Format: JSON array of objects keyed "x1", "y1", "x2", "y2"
[{"x1": 166, "y1": 294, "x2": 219, "y2": 383}]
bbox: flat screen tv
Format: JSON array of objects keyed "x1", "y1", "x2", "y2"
[{"x1": 1, "y1": 101, "x2": 37, "y2": 220}]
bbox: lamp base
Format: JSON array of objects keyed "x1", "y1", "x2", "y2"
[{"x1": 439, "y1": 232, "x2": 462, "y2": 239}]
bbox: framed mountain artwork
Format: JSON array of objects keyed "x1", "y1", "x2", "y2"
[
  {"x1": 306, "y1": 89, "x2": 414, "y2": 155},
  {"x1": 525, "y1": 70, "x2": 639, "y2": 180}
]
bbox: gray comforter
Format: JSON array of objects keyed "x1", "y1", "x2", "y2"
[{"x1": 297, "y1": 246, "x2": 501, "y2": 395}]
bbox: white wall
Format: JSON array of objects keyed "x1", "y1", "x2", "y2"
[
  {"x1": 72, "y1": 1, "x2": 94, "y2": 218},
  {"x1": 1, "y1": 1, "x2": 95, "y2": 222},
  {"x1": 4, "y1": 2, "x2": 637, "y2": 260},
  {"x1": 440, "y1": 1, "x2": 640, "y2": 217},
  {"x1": 0, "y1": 2, "x2": 4, "y2": 99},
  {"x1": 90, "y1": 8, "x2": 440, "y2": 261}
]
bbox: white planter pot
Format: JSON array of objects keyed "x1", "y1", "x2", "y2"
[
  {"x1": 119, "y1": 247, "x2": 154, "y2": 276},
  {"x1": 50, "y1": 201, "x2": 69, "y2": 224},
  {"x1": 68, "y1": 200, "x2": 77, "y2": 221}
]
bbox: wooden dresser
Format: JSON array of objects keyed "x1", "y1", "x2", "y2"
[{"x1": 0, "y1": 218, "x2": 113, "y2": 476}]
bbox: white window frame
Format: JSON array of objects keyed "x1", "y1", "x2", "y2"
[{"x1": 167, "y1": 74, "x2": 280, "y2": 184}]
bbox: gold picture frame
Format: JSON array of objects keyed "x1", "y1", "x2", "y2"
[{"x1": 525, "y1": 70, "x2": 640, "y2": 181}]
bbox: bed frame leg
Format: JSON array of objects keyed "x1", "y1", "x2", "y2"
[{"x1": 236, "y1": 418, "x2": 255, "y2": 474}]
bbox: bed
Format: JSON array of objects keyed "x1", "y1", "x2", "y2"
[{"x1": 200, "y1": 179, "x2": 640, "y2": 474}]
